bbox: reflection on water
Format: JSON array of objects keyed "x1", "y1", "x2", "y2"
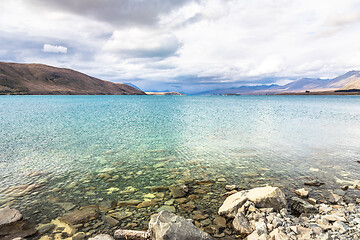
[{"x1": 1, "y1": 95, "x2": 360, "y2": 226}]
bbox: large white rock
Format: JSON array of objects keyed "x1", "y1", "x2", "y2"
[
  {"x1": 247, "y1": 186, "x2": 287, "y2": 211},
  {"x1": 218, "y1": 187, "x2": 287, "y2": 217},
  {"x1": 218, "y1": 190, "x2": 248, "y2": 217}
]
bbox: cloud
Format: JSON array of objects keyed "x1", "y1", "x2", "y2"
[
  {"x1": 1, "y1": 0, "x2": 360, "y2": 93},
  {"x1": 42, "y1": 44, "x2": 67, "y2": 53},
  {"x1": 103, "y1": 29, "x2": 181, "y2": 59},
  {"x1": 29, "y1": 0, "x2": 196, "y2": 26}
]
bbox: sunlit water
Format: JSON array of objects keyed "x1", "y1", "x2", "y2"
[{"x1": 1, "y1": 95, "x2": 360, "y2": 228}]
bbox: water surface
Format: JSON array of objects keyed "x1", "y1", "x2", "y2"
[{"x1": 1, "y1": 95, "x2": 360, "y2": 225}]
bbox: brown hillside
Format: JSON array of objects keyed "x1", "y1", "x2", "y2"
[{"x1": 0, "y1": 62, "x2": 145, "y2": 95}]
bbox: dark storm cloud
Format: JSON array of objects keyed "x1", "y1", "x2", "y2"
[{"x1": 31, "y1": 0, "x2": 198, "y2": 26}]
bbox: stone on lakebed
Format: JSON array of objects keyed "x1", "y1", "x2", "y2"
[
  {"x1": 0, "y1": 207, "x2": 22, "y2": 226},
  {"x1": 169, "y1": 184, "x2": 189, "y2": 198},
  {"x1": 0, "y1": 207, "x2": 36, "y2": 240},
  {"x1": 59, "y1": 205, "x2": 99, "y2": 225}
]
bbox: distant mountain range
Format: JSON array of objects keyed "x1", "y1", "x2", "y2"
[
  {"x1": 0, "y1": 62, "x2": 145, "y2": 95},
  {"x1": 200, "y1": 71, "x2": 360, "y2": 95},
  {"x1": 1, "y1": 61, "x2": 360, "y2": 95}
]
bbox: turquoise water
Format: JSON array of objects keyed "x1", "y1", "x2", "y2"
[{"x1": 1, "y1": 95, "x2": 360, "y2": 225}]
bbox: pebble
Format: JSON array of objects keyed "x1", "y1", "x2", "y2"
[
  {"x1": 308, "y1": 198, "x2": 317, "y2": 205},
  {"x1": 295, "y1": 188, "x2": 309, "y2": 198},
  {"x1": 225, "y1": 185, "x2": 237, "y2": 191},
  {"x1": 213, "y1": 217, "x2": 227, "y2": 227},
  {"x1": 193, "y1": 214, "x2": 208, "y2": 220},
  {"x1": 103, "y1": 215, "x2": 119, "y2": 227},
  {"x1": 157, "y1": 206, "x2": 176, "y2": 213},
  {"x1": 200, "y1": 218, "x2": 212, "y2": 227},
  {"x1": 72, "y1": 232, "x2": 86, "y2": 240}
]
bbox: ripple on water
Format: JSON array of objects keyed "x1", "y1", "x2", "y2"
[{"x1": 1, "y1": 95, "x2": 360, "y2": 230}]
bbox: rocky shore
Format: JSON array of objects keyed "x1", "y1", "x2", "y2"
[{"x1": 1, "y1": 182, "x2": 360, "y2": 240}]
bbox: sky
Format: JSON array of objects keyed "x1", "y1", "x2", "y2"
[{"x1": 1, "y1": 0, "x2": 360, "y2": 93}]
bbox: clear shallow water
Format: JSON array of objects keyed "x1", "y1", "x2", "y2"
[{"x1": 1, "y1": 95, "x2": 360, "y2": 226}]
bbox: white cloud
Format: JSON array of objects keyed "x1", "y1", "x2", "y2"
[
  {"x1": 1, "y1": 0, "x2": 360, "y2": 92},
  {"x1": 42, "y1": 44, "x2": 67, "y2": 53},
  {"x1": 103, "y1": 29, "x2": 181, "y2": 58}
]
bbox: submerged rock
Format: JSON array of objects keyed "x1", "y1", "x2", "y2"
[
  {"x1": 148, "y1": 210, "x2": 214, "y2": 240},
  {"x1": 0, "y1": 207, "x2": 22, "y2": 226},
  {"x1": 157, "y1": 206, "x2": 176, "y2": 213},
  {"x1": 0, "y1": 207, "x2": 36, "y2": 240},
  {"x1": 150, "y1": 186, "x2": 169, "y2": 192},
  {"x1": 110, "y1": 211, "x2": 132, "y2": 221},
  {"x1": 137, "y1": 200, "x2": 158, "y2": 208},
  {"x1": 25, "y1": 171, "x2": 48, "y2": 177},
  {"x1": 103, "y1": 215, "x2": 119, "y2": 227},
  {"x1": 72, "y1": 232, "x2": 86, "y2": 240},
  {"x1": 169, "y1": 184, "x2": 189, "y2": 198},
  {"x1": 213, "y1": 217, "x2": 226, "y2": 228},
  {"x1": 3, "y1": 184, "x2": 43, "y2": 196},
  {"x1": 194, "y1": 180, "x2": 215, "y2": 185},
  {"x1": 36, "y1": 223, "x2": 55, "y2": 234},
  {"x1": 59, "y1": 205, "x2": 99, "y2": 225},
  {"x1": 98, "y1": 200, "x2": 117, "y2": 211},
  {"x1": 119, "y1": 186, "x2": 137, "y2": 194},
  {"x1": 0, "y1": 220, "x2": 37, "y2": 240},
  {"x1": 117, "y1": 200, "x2": 141, "y2": 206},
  {"x1": 304, "y1": 181, "x2": 324, "y2": 187},
  {"x1": 56, "y1": 202, "x2": 76, "y2": 211}
]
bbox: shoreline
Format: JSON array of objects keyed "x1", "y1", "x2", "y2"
[{"x1": 1, "y1": 179, "x2": 360, "y2": 239}]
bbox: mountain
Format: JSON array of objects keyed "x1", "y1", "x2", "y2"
[
  {"x1": 199, "y1": 84, "x2": 281, "y2": 95},
  {"x1": 123, "y1": 82, "x2": 143, "y2": 91},
  {"x1": 280, "y1": 71, "x2": 360, "y2": 92},
  {"x1": 327, "y1": 71, "x2": 360, "y2": 90},
  {"x1": 0, "y1": 62, "x2": 145, "y2": 95},
  {"x1": 280, "y1": 71, "x2": 360, "y2": 93},
  {"x1": 280, "y1": 78, "x2": 329, "y2": 92},
  {"x1": 198, "y1": 71, "x2": 360, "y2": 95}
]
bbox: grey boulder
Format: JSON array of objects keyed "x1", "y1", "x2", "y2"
[
  {"x1": 0, "y1": 207, "x2": 22, "y2": 226},
  {"x1": 0, "y1": 207, "x2": 36, "y2": 240},
  {"x1": 148, "y1": 210, "x2": 214, "y2": 240},
  {"x1": 289, "y1": 197, "x2": 317, "y2": 216}
]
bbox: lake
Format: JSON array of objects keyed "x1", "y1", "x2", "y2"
[{"x1": 1, "y1": 95, "x2": 360, "y2": 232}]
